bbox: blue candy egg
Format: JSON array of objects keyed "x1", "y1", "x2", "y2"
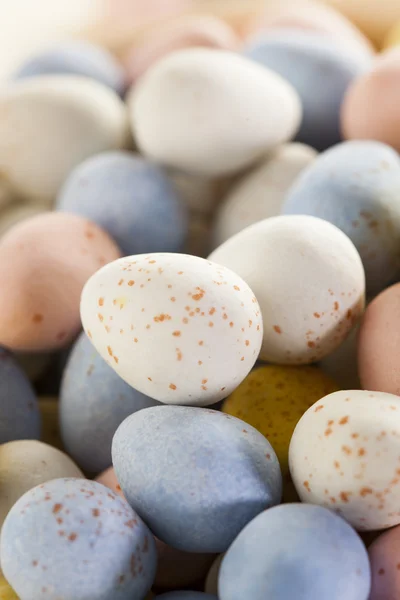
[
  {"x1": 219, "y1": 504, "x2": 371, "y2": 600},
  {"x1": 60, "y1": 331, "x2": 160, "y2": 474},
  {"x1": 156, "y1": 594, "x2": 217, "y2": 599},
  {"x1": 13, "y1": 41, "x2": 126, "y2": 96},
  {"x1": 283, "y1": 140, "x2": 400, "y2": 294},
  {"x1": 112, "y1": 406, "x2": 282, "y2": 553},
  {"x1": 0, "y1": 347, "x2": 40, "y2": 443},
  {"x1": 243, "y1": 30, "x2": 370, "y2": 150},
  {"x1": 56, "y1": 151, "x2": 188, "y2": 256},
  {"x1": 0, "y1": 478, "x2": 157, "y2": 600}
]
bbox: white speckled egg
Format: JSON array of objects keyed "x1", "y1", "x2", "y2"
[
  {"x1": 209, "y1": 215, "x2": 365, "y2": 364},
  {"x1": 289, "y1": 389, "x2": 400, "y2": 531},
  {"x1": 80, "y1": 253, "x2": 263, "y2": 406}
]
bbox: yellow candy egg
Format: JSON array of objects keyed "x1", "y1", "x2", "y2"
[
  {"x1": 222, "y1": 365, "x2": 338, "y2": 475},
  {"x1": 0, "y1": 576, "x2": 19, "y2": 599}
]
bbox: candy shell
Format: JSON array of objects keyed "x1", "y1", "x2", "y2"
[
  {"x1": 0, "y1": 576, "x2": 18, "y2": 599},
  {"x1": 368, "y1": 526, "x2": 400, "y2": 600}
]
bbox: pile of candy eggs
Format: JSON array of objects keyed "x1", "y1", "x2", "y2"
[{"x1": 3, "y1": 0, "x2": 400, "y2": 598}]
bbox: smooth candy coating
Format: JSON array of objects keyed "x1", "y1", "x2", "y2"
[
  {"x1": 60, "y1": 331, "x2": 160, "y2": 474},
  {"x1": 244, "y1": 30, "x2": 370, "y2": 151},
  {"x1": 289, "y1": 390, "x2": 400, "y2": 531},
  {"x1": 112, "y1": 406, "x2": 282, "y2": 552},
  {"x1": 57, "y1": 151, "x2": 188, "y2": 256},
  {"x1": 222, "y1": 365, "x2": 338, "y2": 475},
  {"x1": 209, "y1": 215, "x2": 365, "y2": 364},
  {"x1": 130, "y1": 48, "x2": 301, "y2": 176},
  {"x1": 283, "y1": 140, "x2": 400, "y2": 294},
  {"x1": 218, "y1": 503, "x2": 370, "y2": 600},
  {"x1": 0, "y1": 577, "x2": 18, "y2": 599},
  {"x1": 39, "y1": 398, "x2": 64, "y2": 451},
  {"x1": 156, "y1": 594, "x2": 217, "y2": 599},
  {"x1": 0, "y1": 478, "x2": 156, "y2": 600},
  {"x1": 81, "y1": 253, "x2": 263, "y2": 406},
  {"x1": 368, "y1": 526, "x2": 400, "y2": 600}
]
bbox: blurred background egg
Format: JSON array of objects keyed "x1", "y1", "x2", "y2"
[{"x1": 368, "y1": 526, "x2": 400, "y2": 600}]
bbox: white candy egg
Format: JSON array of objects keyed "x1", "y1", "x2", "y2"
[
  {"x1": 80, "y1": 253, "x2": 263, "y2": 406},
  {"x1": 289, "y1": 390, "x2": 400, "y2": 531},
  {"x1": 209, "y1": 215, "x2": 365, "y2": 364},
  {"x1": 129, "y1": 48, "x2": 302, "y2": 176}
]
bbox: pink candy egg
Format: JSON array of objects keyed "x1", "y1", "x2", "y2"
[{"x1": 369, "y1": 527, "x2": 400, "y2": 599}]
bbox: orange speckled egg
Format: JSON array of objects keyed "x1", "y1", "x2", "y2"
[
  {"x1": 0, "y1": 213, "x2": 120, "y2": 352},
  {"x1": 368, "y1": 526, "x2": 400, "y2": 600}
]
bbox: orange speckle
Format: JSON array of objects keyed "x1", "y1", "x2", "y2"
[
  {"x1": 92, "y1": 509, "x2": 100, "y2": 517},
  {"x1": 314, "y1": 405, "x2": 324, "y2": 412},
  {"x1": 146, "y1": 325, "x2": 151, "y2": 330},
  {"x1": 221, "y1": 387, "x2": 226, "y2": 391},
  {"x1": 223, "y1": 313, "x2": 228, "y2": 320},
  {"x1": 346, "y1": 309, "x2": 352, "y2": 320},
  {"x1": 192, "y1": 287, "x2": 205, "y2": 301},
  {"x1": 307, "y1": 341, "x2": 316, "y2": 349},
  {"x1": 68, "y1": 533, "x2": 77, "y2": 542},
  {"x1": 273, "y1": 325, "x2": 282, "y2": 334},
  {"x1": 360, "y1": 487, "x2": 373, "y2": 497},
  {"x1": 172, "y1": 331, "x2": 181, "y2": 337},
  {"x1": 52, "y1": 504, "x2": 62, "y2": 514},
  {"x1": 98, "y1": 297, "x2": 104, "y2": 306},
  {"x1": 342, "y1": 446, "x2": 352, "y2": 456},
  {"x1": 107, "y1": 346, "x2": 113, "y2": 356},
  {"x1": 118, "y1": 279, "x2": 124, "y2": 286},
  {"x1": 245, "y1": 340, "x2": 250, "y2": 346},
  {"x1": 240, "y1": 356, "x2": 245, "y2": 362},
  {"x1": 334, "y1": 461, "x2": 340, "y2": 470},
  {"x1": 113, "y1": 356, "x2": 119, "y2": 364},
  {"x1": 198, "y1": 361, "x2": 203, "y2": 365},
  {"x1": 303, "y1": 481, "x2": 311, "y2": 492},
  {"x1": 98, "y1": 313, "x2": 104, "y2": 322},
  {"x1": 182, "y1": 318, "x2": 189, "y2": 324},
  {"x1": 148, "y1": 377, "x2": 152, "y2": 382},
  {"x1": 233, "y1": 285, "x2": 240, "y2": 291},
  {"x1": 208, "y1": 321, "x2": 214, "y2": 327},
  {"x1": 87, "y1": 330, "x2": 92, "y2": 339},
  {"x1": 378, "y1": 569, "x2": 385, "y2": 576},
  {"x1": 334, "y1": 302, "x2": 339, "y2": 311},
  {"x1": 169, "y1": 384, "x2": 177, "y2": 391},
  {"x1": 32, "y1": 313, "x2": 43, "y2": 324},
  {"x1": 328, "y1": 420, "x2": 334, "y2": 426},
  {"x1": 176, "y1": 349, "x2": 182, "y2": 361},
  {"x1": 170, "y1": 297, "x2": 176, "y2": 302},
  {"x1": 313, "y1": 312, "x2": 321, "y2": 318},
  {"x1": 127, "y1": 280, "x2": 135, "y2": 286},
  {"x1": 154, "y1": 313, "x2": 171, "y2": 323},
  {"x1": 325, "y1": 428, "x2": 333, "y2": 436},
  {"x1": 351, "y1": 433, "x2": 359, "y2": 439},
  {"x1": 148, "y1": 260, "x2": 156, "y2": 264},
  {"x1": 340, "y1": 492, "x2": 351, "y2": 503},
  {"x1": 358, "y1": 448, "x2": 366, "y2": 457},
  {"x1": 209, "y1": 307, "x2": 216, "y2": 316},
  {"x1": 202, "y1": 379, "x2": 208, "y2": 384},
  {"x1": 134, "y1": 338, "x2": 138, "y2": 343},
  {"x1": 339, "y1": 416, "x2": 349, "y2": 425},
  {"x1": 201, "y1": 385, "x2": 207, "y2": 391},
  {"x1": 198, "y1": 340, "x2": 204, "y2": 346},
  {"x1": 229, "y1": 322, "x2": 234, "y2": 328},
  {"x1": 168, "y1": 284, "x2": 172, "y2": 289}
]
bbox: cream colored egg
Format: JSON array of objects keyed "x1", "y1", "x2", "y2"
[
  {"x1": 289, "y1": 390, "x2": 400, "y2": 531},
  {"x1": 0, "y1": 76, "x2": 129, "y2": 204},
  {"x1": 212, "y1": 143, "x2": 317, "y2": 247},
  {"x1": 129, "y1": 48, "x2": 302, "y2": 176},
  {"x1": 80, "y1": 253, "x2": 263, "y2": 406},
  {"x1": 209, "y1": 215, "x2": 365, "y2": 364}
]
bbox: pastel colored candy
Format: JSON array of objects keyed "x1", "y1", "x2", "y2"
[
  {"x1": 57, "y1": 151, "x2": 188, "y2": 256},
  {"x1": 368, "y1": 526, "x2": 400, "y2": 600},
  {"x1": 283, "y1": 140, "x2": 400, "y2": 294},
  {"x1": 156, "y1": 594, "x2": 217, "y2": 599},
  {"x1": 0, "y1": 576, "x2": 18, "y2": 599},
  {"x1": 0, "y1": 478, "x2": 157, "y2": 600},
  {"x1": 39, "y1": 398, "x2": 64, "y2": 451},
  {"x1": 112, "y1": 406, "x2": 282, "y2": 552},
  {"x1": 218, "y1": 504, "x2": 370, "y2": 600}
]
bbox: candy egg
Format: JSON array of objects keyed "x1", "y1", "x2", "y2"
[
  {"x1": 0, "y1": 212, "x2": 120, "y2": 352},
  {"x1": 39, "y1": 398, "x2": 64, "y2": 451},
  {"x1": 0, "y1": 478, "x2": 157, "y2": 600},
  {"x1": 0, "y1": 76, "x2": 128, "y2": 204},
  {"x1": 0, "y1": 577, "x2": 18, "y2": 600},
  {"x1": 213, "y1": 143, "x2": 317, "y2": 248},
  {"x1": 112, "y1": 406, "x2": 282, "y2": 552},
  {"x1": 368, "y1": 526, "x2": 400, "y2": 600},
  {"x1": 60, "y1": 331, "x2": 160, "y2": 474},
  {"x1": 130, "y1": 48, "x2": 301, "y2": 176},
  {"x1": 209, "y1": 215, "x2": 365, "y2": 364},
  {"x1": 218, "y1": 503, "x2": 370, "y2": 600},
  {"x1": 156, "y1": 594, "x2": 217, "y2": 599},
  {"x1": 289, "y1": 390, "x2": 400, "y2": 531},
  {"x1": 244, "y1": 30, "x2": 370, "y2": 151},
  {"x1": 57, "y1": 151, "x2": 188, "y2": 256},
  {"x1": 80, "y1": 253, "x2": 263, "y2": 406},
  {"x1": 283, "y1": 140, "x2": 400, "y2": 294},
  {"x1": 222, "y1": 365, "x2": 339, "y2": 475}
]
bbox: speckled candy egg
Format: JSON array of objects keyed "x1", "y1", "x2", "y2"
[
  {"x1": 0, "y1": 213, "x2": 120, "y2": 352},
  {"x1": 156, "y1": 594, "x2": 217, "y2": 600},
  {"x1": 209, "y1": 215, "x2": 365, "y2": 364},
  {"x1": 112, "y1": 405, "x2": 282, "y2": 552},
  {"x1": 222, "y1": 365, "x2": 339, "y2": 475},
  {"x1": 60, "y1": 331, "x2": 160, "y2": 474},
  {"x1": 80, "y1": 253, "x2": 263, "y2": 406},
  {"x1": 368, "y1": 526, "x2": 400, "y2": 600},
  {"x1": 244, "y1": 30, "x2": 370, "y2": 151},
  {"x1": 218, "y1": 503, "x2": 370, "y2": 600},
  {"x1": 130, "y1": 48, "x2": 301, "y2": 176},
  {"x1": 283, "y1": 140, "x2": 400, "y2": 294},
  {"x1": 0, "y1": 478, "x2": 157, "y2": 600},
  {"x1": 289, "y1": 390, "x2": 400, "y2": 531},
  {"x1": 0, "y1": 577, "x2": 18, "y2": 599},
  {"x1": 57, "y1": 151, "x2": 188, "y2": 256}
]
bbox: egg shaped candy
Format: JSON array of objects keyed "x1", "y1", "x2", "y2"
[
  {"x1": 368, "y1": 526, "x2": 400, "y2": 600},
  {"x1": 218, "y1": 503, "x2": 370, "y2": 600},
  {"x1": 0, "y1": 76, "x2": 128, "y2": 205},
  {"x1": 0, "y1": 577, "x2": 18, "y2": 600},
  {"x1": 156, "y1": 594, "x2": 217, "y2": 600},
  {"x1": 0, "y1": 478, "x2": 157, "y2": 600},
  {"x1": 80, "y1": 253, "x2": 263, "y2": 406},
  {"x1": 112, "y1": 406, "x2": 282, "y2": 552},
  {"x1": 209, "y1": 215, "x2": 365, "y2": 364},
  {"x1": 57, "y1": 151, "x2": 188, "y2": 256},
  {"x1": 244, "y1": 30, "x2": 370, "y2": 151},
  {"x1": 130, "y1": 48, "x2": 301, "y2": 176}
]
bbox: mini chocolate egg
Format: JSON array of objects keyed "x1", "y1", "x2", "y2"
[
  {"x1": 39, "y1": 398, "x2": 64, "y2": 451},
  {"x1": 0, "y1": 212, "x2": 120, "y2": 352},
  {"x1": 80, "y1": 253, "x2": 263, "y2": 406},
  {"x1": 218, "y1": 503, "x2": 370, "y2": 600},
  {"x1": 283, "y1": 140, "x2": 400, "y2": 294},
  {"x1": 0, "y1": 478, "x2": 157, "y2": 600},
  {"x1": 368, "y1": 526, "x2": 400, "y2": 600},
  {"x1": 205, "y1": 555, "x2": 223, "y2": 595},
  {"x1": 57, "y1": 151, "x2": 188, "y2": 256},
  {"x1": 319, "y1": 323, "x2": 361, "y2": 389},
  {"x1": 112, "y1": 406, "x2": 282, "y2": 552},
  {"x1": 209, "y1": 215, "x2": 365, "y2": 364},
  {"x1": 0, "y1": 576, "x2": 18, "y2": 599},
  {"x1": 0, "y1": 347, "x2": 40, "y2": 444},
  {"x1": 156, "y1": 594, "x2": 217, "y2": 599},
  {"x1": 244, "y1": 29, "x2": 370, "y2": 151},
  {"x1": 130, "y1": 48, "x2": 302, "y2": 176},
  {"x1": 0, "y1": 76, "x2": 128, "y2": 204},
  {"x1": 222, "y1": 365, "x2": 339, "y2": 475},
  {"x1": 289, "y1": 389, "x2": 400, "y2": 531},
  {"x1": 213, "y1": 143, "x2": 317, "y2": 247}
]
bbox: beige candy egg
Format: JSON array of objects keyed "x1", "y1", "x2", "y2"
[
  {"x1": 289, "y1": 389, "x2": 400, "y2": 531},
  {"x1": 209, "y1": 215, "x2": 365, "y2": 364},
  {"x1": 80, "y1": 253, "x2": 263, "y2": 406},
  {"x1": 0, "y1": 76, "x2": 129, "y2": 205},
  {"x1": 212, "y1": 143, "x2": 317, "y2": 248},
  {"x1": 130, "y1": 48, "x2": 302, "y2": 176}
]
